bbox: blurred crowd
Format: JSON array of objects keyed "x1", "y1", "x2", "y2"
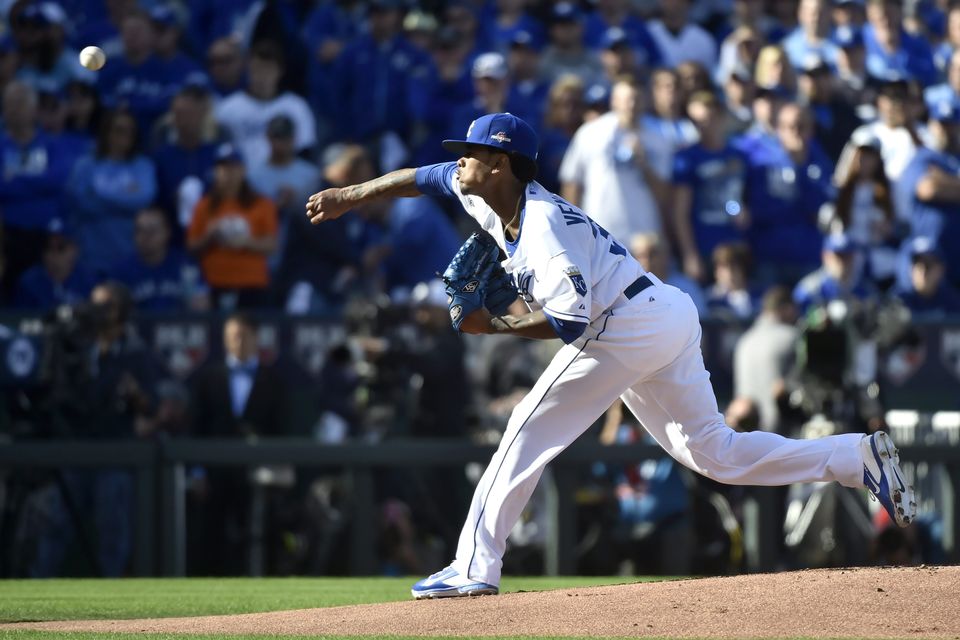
[{"x1": 0, "y1": 0, "x2": 957, "y2": 578}]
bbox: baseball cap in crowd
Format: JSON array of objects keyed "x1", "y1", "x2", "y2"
[
  {"x1": 832, "y1": 25, "x2": 864, "y2": 49},
  {"x1": 20, "y1": 2, "x2": 66, "y2": 27},
  {"x1": 823, "y1": 232, "x2": 857, "y2": 254},
  {"x1": 149, "y1": 5, "x2": 181, "y2": 28},
  {"x1": 433, "y1": 25, "x2": 460, "y2": 50},
  {"x1": 178, "y1": 71, "x2": 212, "y2": 95},
  {"x1": 551, "y1": 2, "x2": 581, "y2": 23},
  {"x1": 472, "y1": 52, "x2": 508, "y2": 80},
  {"x1": 45, "y1": 217, "x2": 75, "y2": 241},
  {"x1": 849, "y1": 127, "x2": 881, "y2": 150},
  {"x1": 510, "y1": 29, "x2": 541, "y2": 51},
  {"x1": 214, "y1": 143, "x2": 243, "y2": 164},
  {"x1": 585, "y1": 83, "x2": 610, "y2": 108},
  {"x1": 403, "y1": 10, "x2": 438, "y2": 33},
  {"x1": 266, "y1": 114, "x2": 295, "y2": 138},
  {"x1": 442, "y1": 112, "x2": 539, "y2": 177},
  {"x1": 909, "y1": 236, "x2": 944, "y2": 263},
  {"x1": 873, "y1": 71, "x2": 912, "y2": 96},
  {"x1": 601, "y1": 26, "x2": 630, "y2": 50},
  {"x1": 930, "y1": 100, "x2": 960, "y2": 124}
]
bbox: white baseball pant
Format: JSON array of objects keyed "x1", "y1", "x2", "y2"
[{"x1": 451, "y1": 274, "x2": 865, "y2": 586}]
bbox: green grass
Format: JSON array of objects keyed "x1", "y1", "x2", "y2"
[{"x1": 0, "y1": 576, "x2": 654, "y2": 623}]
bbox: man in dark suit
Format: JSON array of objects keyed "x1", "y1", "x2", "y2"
[{"x1": 188, "y1": 312, "x2": 291, "y2": 574}]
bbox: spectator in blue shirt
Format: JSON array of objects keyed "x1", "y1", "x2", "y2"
[
  {"x1": 332, "y1": 0, "x2": 434, "y2": 145},
  {"x1": 707, "y1": 242, "x2": 760, "y2": 320},
  {"x1": 583, "y1": 0, "x2": 661, "y2": 68},
  {"x1": 150, "y1": 5, "x2": 204, "y2": 85},
  {"x1": 302, "y1": 0, "x2": 363, "y2": 139},
  {"x1": 898, "y1": 117, "x2": 960, "y2": 289},
  {"x1": 797, "y1": 53, "x2": 862, "y2": 163},
  {"x1": 793, "y1": 232, "x2": 874, "y2": 313},
  {"x1": 14, "y1": 218, "x2": 96, "y2": 310},
  {"x1": 151, "y1": 82, "x2": 223, "y2": 239},
  {"x1": 672, "y1": 91, "x2": 748, "y2": 283},
  {"x1": 96, "y1": 10, "x2": 175, "y2": 138},
  {"x1": 111, "y1": 207, "x2": 209, "y2": 311},
  {"x1": 923, "y1": 48, "x2": 960, "y2": 112},
  {"x1": 14, "y1": 2, "x2": 93, "y2": 93},
  {"x1": 35, "y1": 86, "x2": 95, "y2": 169},
  {"x1": 743, "y1": 101, "x2": 834, "y2": 284},
  {"x1": 895, "y1": 236, "x2": 960, "y2": 316},
  {"x1": 537, "y1": 74, "x2": 587, "y2": 194},
  {"x1": 0, "y1": 81, "x2": 71, "y2": 296},
  {"x1": 506, "y1": 30, "x2": 550, "y2": 131},
  {"x1": 862, "y1": 0, "x2": 937, "y2": 86},
  {"x1": 488, "y1": 0, "x2": 544, "y2": 54},
  {"x1": 448, "y1": 53, "x2": 512, "y2": 143},
  {"x1": 67, "y1": 110, "x2": 158, "y2": 278},
  {"x1": 782, "y1": 0, "x2": 839, "y2": 71}
]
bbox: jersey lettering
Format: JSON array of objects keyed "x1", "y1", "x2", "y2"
[{"x1": 551, "y1": 195, "x2": 627, "y2": 256}]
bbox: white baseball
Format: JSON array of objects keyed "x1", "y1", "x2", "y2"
[{"x1": 79, "y1": 46, "x2": 106, "y2": 71}]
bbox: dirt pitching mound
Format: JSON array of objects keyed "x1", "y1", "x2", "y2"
[{"x1": 9, "y1": 566, "x2": 960, "y2": 638}]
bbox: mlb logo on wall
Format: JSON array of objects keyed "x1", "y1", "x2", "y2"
[{"x1": 564, "y1": 266, "x2": 588, "y2": 296}]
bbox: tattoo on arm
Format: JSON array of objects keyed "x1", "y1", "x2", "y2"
[
  {"x1": 343, "y1": 168, "x2": 420, "y2": 203},
  {"x1": 490, "y1": 311, "x2": 557, "y2": 340}
]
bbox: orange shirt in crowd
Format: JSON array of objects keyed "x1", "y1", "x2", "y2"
[{"x1": 187, "y1": 195, "x2": 278, "y2": 289}]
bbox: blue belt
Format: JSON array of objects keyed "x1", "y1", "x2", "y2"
[{"x1": 624, "y1": 275, "x2": 654, "y2": 299}]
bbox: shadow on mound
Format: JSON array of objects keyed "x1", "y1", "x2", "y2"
[{"x1": 8, "y1": 566, "x2": 960, "y2": 638}]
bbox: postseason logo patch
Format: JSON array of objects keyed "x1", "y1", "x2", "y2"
[{"x1": 565, "y1": 266, "x2": 588, "y2": 296}]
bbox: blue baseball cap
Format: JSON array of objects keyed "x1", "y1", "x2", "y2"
[
  {"x1": 214, "y1": 142, "x2": 243, "y2": 164},
  {"x1": 150, "y1": 5, "x2": 181, "y2": 28},
  {"x1": 509, "y1": 29, "x2": 542, "y2": 51},
  {"x1": 601, "y1": 26, "x2": 630, "y2": 50},
  {"x1": 442, "y1": 112, "x2": 539, "y2": 171},
  {"x1": 909, "y1": 236, "x2": 944, "y2": 262},
  {"x1": 832, "y1": 25, "x2": 864, "y2": 49},
  {"x1": 823, "y1": 232, "x2": 857, "y2": 254},
  {"x1": 551, "y1": 2, "x2": 581, "y2": 22}
]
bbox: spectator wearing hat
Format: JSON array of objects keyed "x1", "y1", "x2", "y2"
[
  {"x1": 862, "y1": 0, "x2": 936, "y2": 86},
  {"x1": 596, "y1": 27, "x2": 644, "y2": 95},
  {"x1": 742, "y1": 102, "x2": 834, "y2": 283},
  {"x1": 923, "y1": 49, "x2": 960, "y2": 114},
  {"x1": 96, "y1": 10, "x2": 178, "y2": 137},
  {"x1": 110, "y1": 206, "x2": 209, "y2": 311},
  {"x1": 13, "y1": 218, "x2": 96, "y2": 310},
  {"x1": 150, "y1": 5, "x2": 203, "y2": 84},
  {"x1": 560, "y1": 75, "x2": 671, "y2": 246},
  {"x1": 151, "y1": 82, "x2": 225, "y2": 236},
  {"x1": 895, "y1": 237, "x2": 960, "y2": 315},
  {"x1": 331, "y1": 0, "x2": 433, "y2": 146},
  {"x1": 14, "y1": 1, "x2": 94, "y2": 93},
  {"x1": 646, "y1": 0, "x2": 716, "y2": 71},
  {"x1": 489, "y1": 0, "x2": 544, "y2": 55},
  {"x1": 537, "y1": 74, "x2": 587, "y2": 193},
  {"x1": 67, "y1": 109, "x2": 157, "y2": 278},
  {"x1": 448, "y1": 52, "x2": 513, "y2": 144},
  {"x1": 0, "y1": 81, "x2": 72, "y2": 295},
  {"x1": 204, "y1": 37, "x2": 245, "y2": 100},
  {"x1": 823, "y1": 129, "x2": 898, "y2": 287},
  {"x1": 898, "y1": 101, "x2": 960, "y2": 288},
  {"x1": 35, "y1": 84, "x2": 94, "y2": 168},
  {"x1": 215, "y1": 41, "x2": 316, "y2": 169},
  {"x1": 671, "y1": 91, "x2": 748, "y2": 283},
  {"x1": 506, "y1": 30, "x2": 550, "y2": 131},
  {"x1": 541, "y1": 2, "x2": 604, "y2": 86},
  {"x1": 782, "y1": 0, "x2": 839, "y2": 72},
  {"x1": 793, "y1": 231, "x2": 874, "y2": 313},
  {"x1": 832, "y1": 0, "x2": 866, "y2": 30},
  {"x1": 798, "y1": 53, "x2": 862, "y2": 163},
  {"x1": 582, "y1": 0, "x2": 661, "y2": 68},
  {"x1": 247, "y1": 115, "x2": 321, "y2": 277},
  {"x1": 832, "y1": 25, "x2": 874, "y2": 110},
  {"x1": 186, "y1": 143, "x2": 278, "y2": 309}
]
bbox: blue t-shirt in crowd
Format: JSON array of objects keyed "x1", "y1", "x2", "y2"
[
  {"x1": 741, "y1": 137, "x2": 834, "y2": 273},
  {"x1": 862, "y1": 25, "x2": 937, "y2": 87},
  {"x1": 896, "y1": 280, "x2": 960, "y2": 315},
  {"x1": 508, "y1": 78, "x2": 551, "y2": 132},
  {"x1": 792, "y1": 267, "x2": 874, "y2": 314},
  {"x1": 302, "y1": 2, "x2": 363, "y2": 123},
  {"x1": 332, "y1": 34, "x2": 434, "y2": 142},
  {"x1": 67, "y1": 154, "x2": 158, "y2": 277},
  {"x1": 781, "y1": 27, "x2": 839, "y2": 71},
  {"x1": 380, "y1": 196, "x2": 464, "y2": 293},
  {"x1": 671, "y1": 142, "x2": 748, "y2": 259},
  {"x1": 0, "y1": 130, "x2": 70, "y2": 230},
  {"x1": 582, "y1": 12, "x2": 661, "y2": 67},
  {"x1": 151, "y1": 141, "x2": 219, "y2": 221},
  {"x1": 537, "y1": 127, "x2": 574, "y2": 194},
  {"x1": 97, "y1": 55, "x2": 176, "y2": 136},
  {"x1": 14, "y1": 263, "x2": 96, "y2": 310},
  {"x1": 111, "y1": 249, "x2": 207, "y2": 311},
  {"x1": 899, "y1": 147, "x2": 960, "y2": 284},
  {"x1": 488, "y1": 15, "x2": 545, "y2": 54}
]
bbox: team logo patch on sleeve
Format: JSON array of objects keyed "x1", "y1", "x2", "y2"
[{"x1": 564, "y1": 266, "x2": 588, "y2": 296}]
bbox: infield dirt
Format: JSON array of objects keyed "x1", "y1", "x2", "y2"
[{"x1": 8, "y1": 565, "x2": 959, "y2": 638}]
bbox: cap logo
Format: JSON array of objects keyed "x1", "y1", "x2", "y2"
[
  {"x1": 491, "y1": 131, "x2": 512, "y2": 143},
  {"x1": 466, "y1": 119, "x2": 476, "y2": 138}
]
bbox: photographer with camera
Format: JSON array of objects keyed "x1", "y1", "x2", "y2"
[{"x1": 27, "y1": 281, "x2": 166, "y2": 577}]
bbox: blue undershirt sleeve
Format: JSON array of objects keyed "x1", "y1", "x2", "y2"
[
  {"x1": 415, "y1": 162, "x2": 459, "y2": 200},
  {"x1": 544, "y1": 311, "x2": 587, "y2": 344}
]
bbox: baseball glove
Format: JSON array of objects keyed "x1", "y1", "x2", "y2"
[{"x1": 441, "y1": 232, "x2": 517, "y2": 331}]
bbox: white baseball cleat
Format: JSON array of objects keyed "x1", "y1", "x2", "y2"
[
  {"x1": 861, "y1": 431, "x2": 917, "y2": 527},
  {"x1": 411, "y1": 566, "x2": 499, "y2": 599}
]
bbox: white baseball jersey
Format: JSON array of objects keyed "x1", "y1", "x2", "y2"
[{"x1": 417, "y1": 162, "x2": 646, "y2": 339}]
